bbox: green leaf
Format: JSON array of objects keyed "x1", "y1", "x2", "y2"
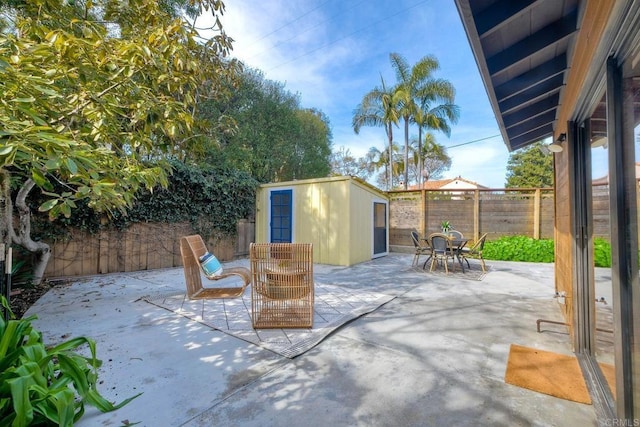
[
  {"x1": 61, "y1": 203, "x2": 72, "y2": 217},
  {"x1": 45, "y1": 157, "x2": 62, "y2": 170},
  {"x1": 65, "y1": 158, "x2": 78, "y2": 174},
  {"x1": 10, "y1": 97, "x2": 36, "y2": 103},
  {"x1": 31, "y1": 169, "x2": 47, "y2": 187},
  {"x1": 38, "y1": 199, "x2": 59, "y2": 212},
  {"x1": 16, "y1": 106, "x2": 48, "y2": 126},
  {"x1": 7, "y1": 374, "x2": 35, "y2": 427},
  {"x1": 32, "y1": 85, "x2": 60, "y2": 97}
]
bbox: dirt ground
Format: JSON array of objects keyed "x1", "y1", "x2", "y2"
[{"x1": 7, "y1": 282, "x2": 56, "y2": 319}]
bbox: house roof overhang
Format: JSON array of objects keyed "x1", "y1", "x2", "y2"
[{"x1": 454, "y1": 0, "x2": 584, "y2": 152}]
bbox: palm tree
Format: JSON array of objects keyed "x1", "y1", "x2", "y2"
[
  {"x1": 366, "y1": 142, "x2": 403, "y2": 189},
  {"x1": 415, "y1": 77, "x2": 460, "y2": 186},
  {"x1": 352, "y1": 75, "x2": 400, "y2": 190},
  {"x1": 389, "y1": 53, "x2": 459, "y2": 189},
  {"x1": 409, "y1": 133, "x2": 452, "y2": 183},
  {"x1": 365, "y1": 146, "x2": 388, "y2": 184}
]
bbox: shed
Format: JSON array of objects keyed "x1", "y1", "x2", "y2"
[{"x1": 255, "y1": 176, "x2": 389, "y2": 266}]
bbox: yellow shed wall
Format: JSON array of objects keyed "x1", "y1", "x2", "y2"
[{"x1": 348, "y1": 181, "x2": 384, "y2": 264}]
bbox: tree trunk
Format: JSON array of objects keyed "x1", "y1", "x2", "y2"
[
  {"x1": 404, "y1": 117, "x2": 409, "y2": 189},
  {"x1": 1, "y1": 170, "x2": 11, "y2": 247},
  {"x1": 418, "y1": 126, "x2": 423, "y2": 188},
  {"x1": 10, "y1": 178, "x2": 51, "y2": 285},
  {"x1": 387, "y1": 123, "x2": 394, "y2": 190}
]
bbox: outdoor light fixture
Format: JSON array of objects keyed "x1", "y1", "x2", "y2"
[
  {"x1": 591, "y1": 136, "x2": 608, "y2": 149},
  {"x1": 547, "y1": 133, "x2": 565, "y2": 152}
]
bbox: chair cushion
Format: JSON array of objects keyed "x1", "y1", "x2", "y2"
[{"x1": 199, "y1": 252, "x2": 223, "y2": 276}]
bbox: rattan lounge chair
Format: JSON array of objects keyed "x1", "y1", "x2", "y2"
[
  {"x1": 180, "y1": 235, "x2": 251, "y2": 299},
  {"x1": 250, "y1": 243, "x2": 314, "y2": 329}
]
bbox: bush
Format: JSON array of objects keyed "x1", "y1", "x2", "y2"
[
  {"x1": 593, "y1": 237, "x2": 611, "y2": 268},
  {"x1": 483, "y1": 236, "x2": 555, "y2": 263},
  {"x1": 32, "y1": 159, "x2": 259, "y2": 242},
  {"x1": 483, "y1": 235, "x2": 614, "y2": 267},
  {"x1": 0, "y1": 297, "x2": 139, "y2": 426}
]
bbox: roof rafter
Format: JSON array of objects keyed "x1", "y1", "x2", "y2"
[{"x1": 486, "y1": 8, "x2": 578, "y2": 76}]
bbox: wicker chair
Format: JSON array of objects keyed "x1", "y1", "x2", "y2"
[
  {"x1": 250, "y1": 243, "x2": 314, "y2": 329},
  {"x1": 410, "y1": 230, "x2": 432, "y2": 267},
  {"x1": 447, "y1": 229, "x2": 464, "y2": 240},
  {"x1": 428, "y1": 233, "x2": 457, "y2": 273},
  {"x1": 460, "y1": 233, "x2": 488, "y2": 272},
  {"x1": 179, "y1": 235, "x2": 251, "y2": 299}
]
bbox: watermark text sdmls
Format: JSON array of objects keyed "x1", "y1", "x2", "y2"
[{"x1": 605, "y1": 419, "x2": 640, "y2": 427}]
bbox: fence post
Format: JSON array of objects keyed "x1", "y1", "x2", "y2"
[
  {"x1": 473, "y1": 190, "x2": 480, "y2": 242},
  {"x1": 534, "y1": 188, "x2": 541, "y2": 239},
  {"x1": 421, "y1": 189, "x2": 427, "y2": 236}
]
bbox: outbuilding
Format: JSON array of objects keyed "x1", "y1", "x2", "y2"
[{"x1": 255, "y1": 176, "x2": 388, "y2": 266}]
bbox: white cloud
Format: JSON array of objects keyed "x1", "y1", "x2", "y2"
[{"x1": 196, "y1": 0, "x2": 514, "y2": 189}]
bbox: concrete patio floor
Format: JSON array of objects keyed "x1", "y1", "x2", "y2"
[{"x1": 27, "y1": 254, "x2": 600, "y2": 426}]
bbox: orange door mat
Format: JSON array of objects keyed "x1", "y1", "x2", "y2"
[{"x1": 504, "y1": 344, "x2": 615, "y2": 404}]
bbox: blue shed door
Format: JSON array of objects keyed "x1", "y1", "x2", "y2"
[{"x1": 270, "y1": 190, "x2": 292, "y2": 243}]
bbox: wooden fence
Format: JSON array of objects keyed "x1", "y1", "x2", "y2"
[
  {"x1": 43, "y1": 220, "x2": 255, "y2": 279},
  {"x1": 39, "y1": 185, "x2": 617, "y2": 279},
  {"x1": 389, "y1": 188, "x2": 556, "y2": 248},
  {"x1": 388, "y1": 185, "x2": 618, "y2": 248}
]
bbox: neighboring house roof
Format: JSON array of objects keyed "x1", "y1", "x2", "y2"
[
  {"x1": 592, "y1": 163, "x2": 640, "y2": 185},
  {"x1": 407, "y1": 176, "x2": 488, "y2": 190}
]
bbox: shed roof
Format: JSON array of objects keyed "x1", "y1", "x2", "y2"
[{"x1": 259, "y1": 175, "x2": 387, "y2": 198}]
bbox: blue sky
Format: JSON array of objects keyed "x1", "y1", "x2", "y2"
[{"x1": 197, "y1": 0, "x2": 608, "y2": 188}]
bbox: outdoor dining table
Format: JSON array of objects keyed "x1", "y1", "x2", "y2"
[
  {"x1": 449, "y1": 238, "x2": 469, "y2": 273},
  {"x1": 422, "y1": 235, "x2": 469, "y2": 273}
]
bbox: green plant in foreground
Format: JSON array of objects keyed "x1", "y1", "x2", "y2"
[{"x1": 0, "y1": 297, "x2": 140, "y2": 426}]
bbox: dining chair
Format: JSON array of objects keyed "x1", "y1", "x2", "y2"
[
  {"x1": 428, "y1": 233, "x2": 456, "y2": 273},
  {"x1": 410, "y1": 230, "x2": 432, "y2": 267},
  {"x1": 448, "y1": 229, "x2": 464, "y2": 240},
  {"x1": 460, "y1": 233, "x2": 488, "y2": 272}
]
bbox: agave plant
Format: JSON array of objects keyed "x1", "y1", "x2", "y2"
[{"x1": 0, "y1": 297, "x2": 140, "y2": 426}]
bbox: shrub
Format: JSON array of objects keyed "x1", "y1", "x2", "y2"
[
  {"x1": 32, "y1": 159, "x2": 259, "y2": 242},
  {"x1": 593, "y1": 237, "x2": 611, "y2": 268},
  {"x1": 483, "y1": 235, "x2": 555, "y2": 263},
  {"x1": 0, "y1": 297, "x2": 139, "y2": 426},
  {"x1": 482, "y1": 235, "x2": 615, "y2": 267}
]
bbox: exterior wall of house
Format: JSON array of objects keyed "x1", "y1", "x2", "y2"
[
  {"x1": 554, "y1": 145, "x2": 575, "y2": 338},
  {"x1": 439, "y1": 179, "x2": 479, "y2": 191},
  {"x1": 255, "y1": 176, "x2": 388, "y2": 266},
  {"x1": 553, "y1": 0, "x2": 615, "y2": 338}
]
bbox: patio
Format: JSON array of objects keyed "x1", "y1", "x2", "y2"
[{"x1": 27, "y1": 254, "x2": 600, "y2": 426}]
